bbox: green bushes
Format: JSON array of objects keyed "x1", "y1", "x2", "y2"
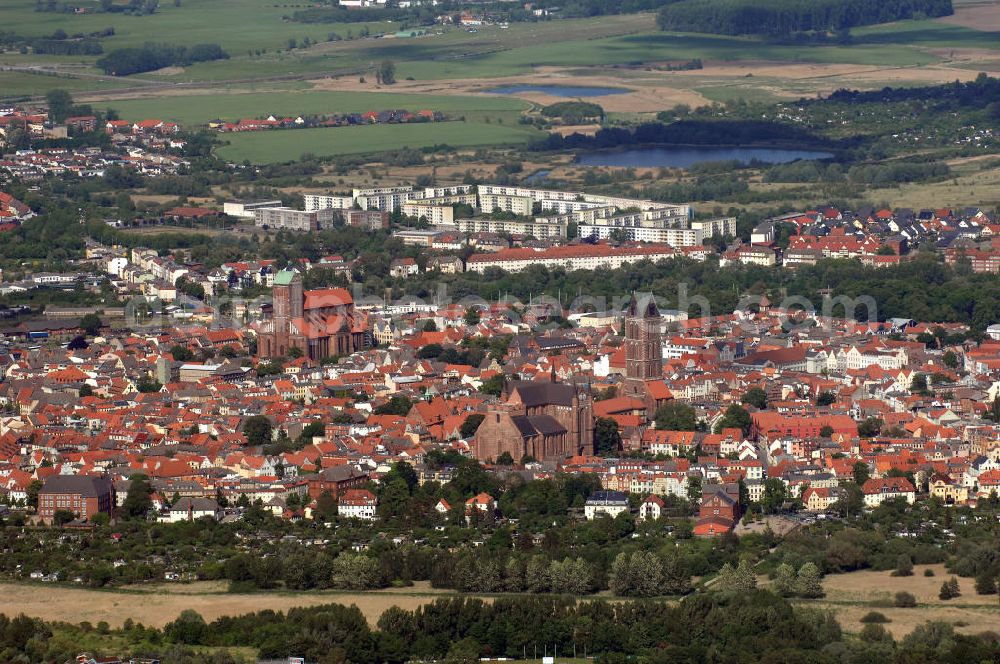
[
  {"x1": 860, "y1": 611, "x2": 890, "y2": 623},
  {"x1": 763, "y1": 159, "x2": 950, "y2": 184},
  {"x1": 771, "y1": 562, "x2": 824, "y2": 598},
  {"x1": 540, "y1": 101, "x2": 605, "y2": 123}
]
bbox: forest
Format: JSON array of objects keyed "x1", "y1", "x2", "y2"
[
  {"x1": 656, "y1": 0, "x2": 953, "y2": 36},
  {"x1": 96, "y1": 42, "x2": 229, "y2": 76}
]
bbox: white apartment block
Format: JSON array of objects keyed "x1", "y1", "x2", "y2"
[
  {"x1": 402, "y1": 203, "x2": 454, "y2": 225},
  {"x1": 353, "y1": 186, "x2": 418, "y2": 212},
  {"x1": 253, "y1": 207, "x2": 338, "y2": 232},
  {"x1": 423, "y1": 184, "x2": 475, "y2": 198},
  {"x1": 453, "y1": 215, "x2": 569, "y2": 239},
  {"x1": 466, "y1": 244, "x2": 676, "y2": 274},
  {"x1": 304, "y1": 194, "x2": 355, "y2": 211},
  {"x1": 479, "y1": 193, "x2": 534, "y2": 216},
  {"x1": 580, "y1": 216, "x2": 735, "y2": 246}
]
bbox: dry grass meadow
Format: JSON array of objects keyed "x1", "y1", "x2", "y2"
[
  {"x1": 0, "y1": 580, "x2": 463, "y2": 628},
  {"x1": 805, "y1": 564, "x2": 1000, "y2": 638},
  {"x1": 6, "y1": 565, "x2": 1000, "y2": 639}
]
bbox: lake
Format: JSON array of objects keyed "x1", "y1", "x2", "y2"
[
  {"x1": 575, "y1": 147, "x2": 834, "y2": 168},
  {"x1": 488, "y1": 84, "x2": 627, "y2": 97}
]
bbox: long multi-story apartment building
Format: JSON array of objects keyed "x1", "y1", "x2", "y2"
[
  {"x1": 478, "y1": 193, "x2": 535, "y2": 216},
  {"x1": 254, "y1": 207, "x2": 338, "y2": 232},
  {"x1": 476, "y1": 185, "x2": 691, "y2": 217},
  {"x1": 580, "y1": 216, "x2": 736, "y2": 246},
  {"x1": 306, "y1": 186, "x2": 475, "y2": 214},
  {"x1": 401, "y1": 202, "x2": 454, "y2": 225},
  {"x1": 465, "y1": 243, "x2": 676, "y2": 273},
  {"x1": 353, "y1": 186, "x2": 419, "y2": 212},
  {"x1": 451, "y1": 215, "x2": 570, "y2": 239},
  {"x1": 304, "y1": 194, "x2": 354, "y2": 211}
]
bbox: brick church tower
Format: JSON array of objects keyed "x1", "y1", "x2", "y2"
[
  {"x1": 625, "y1": 292, "x2": 662, "y2": 383},
  {"x1": 622, "y1": 292, "x2": 670, "y2": 415}
]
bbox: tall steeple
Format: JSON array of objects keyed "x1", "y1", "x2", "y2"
[{"x1": 624, "y1": 292, "x2": 662, "y2": 382}]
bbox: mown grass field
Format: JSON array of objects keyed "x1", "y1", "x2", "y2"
[
  {"x1": 215, "y1": 120, "x2": 542, "y2": 162},
  {"x1": 0, "y1": 70, "x2": 134, "y2": 99},
  {"x1": 2, "y1": 0, "x2": 388, "y2": 54},
  {"x1": 108, "y1": 90, "x2": 529, "y2": 124}
]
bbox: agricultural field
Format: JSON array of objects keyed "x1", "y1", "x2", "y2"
[
  {"x1": 106, "y1": 89, "x2": 530, "y2": 125},
  {"x1": 2, "y1": 0, "x2": 998, "y2": 157},
  {"x1": 216, "y1": 120, "x2": 542, "y2": 162},
  {"x1": 101, "y1": 88, "x2": 539, "y2": 162},
  {"x1": 1, "y1": 0, "x2": 388, "y2": 54}
]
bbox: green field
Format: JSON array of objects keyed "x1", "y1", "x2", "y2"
[
  {"x1": 215, "y1": 120, "x2": 542, "y2": 162},
  {"x1": 3, "y1": 3, "x2": 997, "y2": 92},
  {"x1": 0, "y1": 71, "x2": 134, "y2": 99},
  {"x1": 386, "y1": 31, "x2": 942, "y2": 81},
  {"x1": 4, "y1": 0, "x2": 999, "y2": 158},
  {"x1": 851, "y1": 18, "x2": 1000, "y2": 49},
  {"x1": 2, "y1": 0, "x2": 388, "y2": 54},
  {"x1": 108, "y1": 90, "x2": 529, "y2": 124},
  {"x1": 156, "y1": 15, "x2": 1000, "y2": 84},
  {"x1": 152, "y1": 20, "x2": 957, "y2": 83}
]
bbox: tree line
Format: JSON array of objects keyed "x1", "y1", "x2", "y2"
[
  {"x1": 656, "y1": 0, "x2": 953, "y2": 36},
  {"x1": 0, "y1": 30, "x2": 107, "y2": 55},
  {"x1": 397, "y1": 250, "x2": 1000, "y2": 330},
  {"x1": 533, "y1": 118, "x2": 836, "y2": 152},
  {"x1": 764, "y1": 159, "x2": 950, "y2": 185},
  {"x1": 96, "y1": 42, "x2": 228, "y2": 76}
]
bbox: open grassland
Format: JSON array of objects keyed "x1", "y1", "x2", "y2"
[
  {"x1": 0, "y1": 580, "x2": 463, "y2": 628},
  {"x1": 942, "y1": 0, "x2": 1000, "y2": 30},
  {"x1": 106, "y1": 90, "x2": 529, "y2": 124},
  {"x1": 216, "y1": 120, "x2": 542, "y2": 162},
  {"x1": 805, "y1": 564, "x2": 1000, "y2": 638},
  {"x1": 863, "y1": 157, "x2": 1000, "y2": 209},
  {"x1": 0, "y1": 71, "x2": 134, "y2": 99}
]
